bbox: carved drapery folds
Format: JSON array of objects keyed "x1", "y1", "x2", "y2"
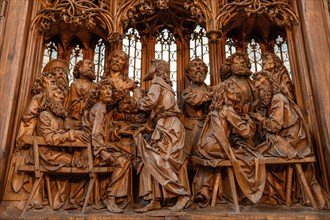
[
  {"x1": 217, "y1": 0, "x2": 299, "y2": 31},
  {"x1": 32, "y1": 0, "x2": 114, "y2": 41}
]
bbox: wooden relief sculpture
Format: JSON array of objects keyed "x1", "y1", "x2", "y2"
[
  {"x1": 43, "y1": 59, "x2": 70, "y2": 97},
  {"x1": 193, "y1": 52, "x2": 266, "y2": 205},
  {"x1": 9, "y1": 51, "x2": 330, "y2": 216},
  {"x1": 134, "y1": 59, "x2": 190, "y2": 212},
  {"x1": 181, "y1": 58, "x2": 212, "y2": 156},
  {"x1": 65, "y1": 59, "x2": 96, "y2": 127},
  {"x1": 251, "y1": 69, "x2": 329, "y2": 209},
  {"x1": 86, "y1": 79, "x2": 132, "y2": 213}
]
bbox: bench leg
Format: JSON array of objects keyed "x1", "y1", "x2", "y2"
[
  {"x1": 21, "y1": 173, "x2": 44, "y2": 216},
  {"x1": 295, "y1": 163, "x2": 319, "y2": 211},
  {"x1": 211, "y1": 168, "x2": 221, "y2": 207},
  {"x1": 286, "y1": 165, "x2": 293, "y2": 207},
  {"x1": 227, "y1": 167, "x2": 240, "y2": 212},
  {"x1": 81, "y1": 176, "x2": 96, "y2": 214},
  {"x1": 45, "y1": 175, "x2": 53, "y2": 209}
]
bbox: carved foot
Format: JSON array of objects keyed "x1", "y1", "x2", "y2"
[
  {"x1": 136, "y1": 200, "x2": 161, "y2": 213},
  {"x1": 103, "y1": 197, "x2": 123, "y2": 213},
  {"x1": 169, "y1": 196, "x2": 190, "y2": 212}
]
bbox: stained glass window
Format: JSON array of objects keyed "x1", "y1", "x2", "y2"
[
  {"x1": 69, "y1": 44, "x2": 83, "y2": 84},
  {"x1": 225, "y1": 38, "x2": 236, "y2": 58},
  {"x1": 190, "y1": 25, "x2": 210, "y2": 85},
  {"x1": 247, "y1": 39, "x2": 262, "y2": 72},
  {"x1": 155, "y1": 29, "x2": 177, "y2": 94},
  {"x1": 42, "y1": 41, "x2": 58, "y2": 70},
  {"x1": 123, "y1": 28, "x2": 142, "y2": 82},
  {"x1": 274, "y1": 35, "x2": 291, "y2": 78},
  {"x1": 94, "y1": 38, "x2": 105, "y2": 82}
]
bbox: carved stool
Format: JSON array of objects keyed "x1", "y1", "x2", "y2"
[
  {"x1": 18, "y1": 135, "x2": 120, "y2": 216},
  {"x1": 192, "y1": 156, "x2": 318, "y2": 212}
]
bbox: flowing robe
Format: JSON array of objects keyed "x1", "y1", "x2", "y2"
[
  {"x1": 65, "y1": 79, "x2": 96, "y2": 128},
  {"x1": 181, "y1": 83, "x2": 211, "y2": 156},
  {"x1": 257, "y1": 93, "x2": 311, "y2": 158},
  {"x1": 89, "y1": 102, "x2": 131, "y2": 199},
  {"x1": 16, "y1": 93, "x2": 43, "y2": 148},
  {"x1": 256, "y1": 93, "x2": 329, "y2": 209},
  {"x1": 194, "y1": 105, "x2": 266, "y2": 203},
  {"x1": 36, "y1": 110, "x2": 74, "y2": 167},
  {"x1": 273, "y1": 67, "x2": 294, "y2": 101},
  {"x1": 135, "y1": 76, "x2": 190, "y2": 200}
]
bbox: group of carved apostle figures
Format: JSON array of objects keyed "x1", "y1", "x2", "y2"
[{"x1": 12, "y1": 49, "x2": 330, "y2": 213}]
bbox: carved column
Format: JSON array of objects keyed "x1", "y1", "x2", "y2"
[
  {"x1": 206, "y1": 30, "x2": 222, "y2": 85},
  {"x1": 140, "y1": 34, "x2": 149, "y2": 91},
  {"x1": 0, "y1": 0, "x2": 8, "y2": 52},
  {"x1": 288, "y1": 0, "x2": 330, "y2": 192},
  {"x1": 0, "y1": 0, "x2": 43, "y2": 200}
]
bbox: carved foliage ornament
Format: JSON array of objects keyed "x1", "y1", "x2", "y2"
[
  {"x1": 121, "y1": 0, "x2": 155, "y2": 29},
  {"x1": 184, "y1": 0, "x2": 206, "y2": 24},
  {"x1": 32, "y1": 0, "x2": 114, "y2": 40},
  {"x1": 217, "y1": 0, "x2": 299, "y2": 30}
]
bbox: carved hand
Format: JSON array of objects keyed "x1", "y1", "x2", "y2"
[
  {"x1": 250, "y1": 112, "x2": 264, "y2": 122},
  {"x1": 74, "y1": 130, "x2": 91, "y2": 143}
]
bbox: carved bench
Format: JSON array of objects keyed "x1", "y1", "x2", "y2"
[
  {"x1": 191, "y1": 155, "x2": 317, "y2": 212},
  {"x1": 18, "y1": 135, "x2": 124, "y2": 215}
]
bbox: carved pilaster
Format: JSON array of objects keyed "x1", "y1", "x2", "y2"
[
  {"x1": 0, "y1": 0, "x2": 8, "y2": 21},
  {"x1": 206, "y1": 29, "x2": 222, "y2": 85}
]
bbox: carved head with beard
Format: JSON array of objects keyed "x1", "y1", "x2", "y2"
[
  {"x1": 185, "y1": 58, "x2": 208, "y2": 85},
  {"x1": 73, "y1": 59, "x2": 96, "y2": 81},
  {"x1": 226, "y1": 52, "x2": 252, "y2": 78},
  {"x1": 143, "y1": 59, "x2": 172, "y2": 86},
  {"x1": 43, "y1": 59, "x2": 70, "y2": 93},
  {"x1": 40, "y1": 85, "x2": 68, "y2": 118},
  {"x1": 105, "y1": 50, "x2": 129, "y2": 80},
  {"x1": 253, "y1": 71, "x2": 281, "y2": 108}
]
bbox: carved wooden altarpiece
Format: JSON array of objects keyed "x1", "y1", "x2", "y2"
[{"x1": 0, "y1": 0, "x2": 330, "y2": 219}]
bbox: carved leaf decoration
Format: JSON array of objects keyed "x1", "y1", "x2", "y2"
[
  {"x1": 216, "y1": 0, "x2": 299, "y2": 31},
  {"x1": 31, "y1": 0, "x2": 114, "y2": 40}
]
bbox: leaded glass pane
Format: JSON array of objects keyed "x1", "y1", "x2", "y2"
[
  {"x1": 274, "y1": 35, "x2": 292, "y2": 78},
  {"x1": 155, "y1": 29, "x2": 177, "y2": 94},
  {"x1": 123, "y1": 28, "x2": 142, "y2": 82},
  {"x1": 94, "y1": 38, "x2": 105, "y2": 82},
  {"x1": 247, "y1": 39, "x2": 262, "y2": 73},
  {"x1": 69, "y1": 44, "x2": 83, "y2": 85},
  {"x1": 190, "y1": 25, "x2": 210, "y2": 85},
  {"x1": 225, "y1": 38, "x2": 236, "y2": 58},
  {"x1": 42, "y1": 41, "x2": 58, "y2": 70}
]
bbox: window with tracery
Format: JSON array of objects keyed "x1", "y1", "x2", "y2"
[
  {"x1": 274, "y1": 35, "x2": 291, "y2": 78},
  {"x1": 69, "y1": 44, "x2": 83, "y2": 84},
  {"x1": 123, "y1": 28, "x2": 142, "y2": 82},
  {"x1": 190, "y1": 25, "x2": 210, "y2": 85},
  {"x1": 247, "y1": 39, "x2": 262, "y2": 73},
  {"x1": 155, "y1": 29, "x2": 177, "y2": 94},
  {"x1": 225, "y1": 38, "x2": 236, "y2": 58},
  {"x1": 94, "y1": 38, "x2": 106, "y2": 82},
  {"x1": 42, "y1": 41, "x2": 58, "y2": 70}
]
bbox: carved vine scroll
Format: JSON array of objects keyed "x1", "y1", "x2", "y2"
[
  {"x1": 31, "y1": 0, "x2": 114, "y2": 40},
  {"x1": 216, "y1": 0, "x2": 299, "y2": 31}
]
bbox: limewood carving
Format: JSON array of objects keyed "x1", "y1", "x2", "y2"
[
  {"x1": 9, "y1": 48, "x2": 330, "y2": 215},
  {"x1": 31, "y1": 0, "x2": 113, "y2": 39}
]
